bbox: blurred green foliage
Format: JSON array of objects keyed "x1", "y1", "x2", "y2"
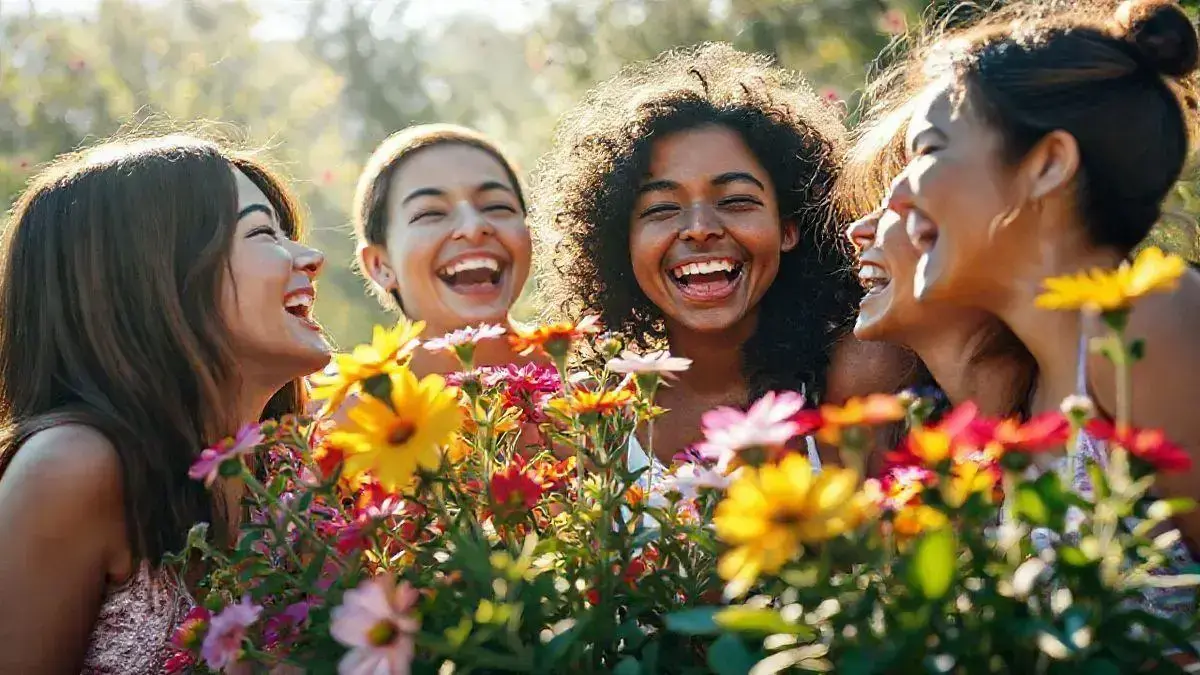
[{"x1": 1, "y1": 0, "x2": 1196, "y2": 347}]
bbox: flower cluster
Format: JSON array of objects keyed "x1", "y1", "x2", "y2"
[{"x1": 170, "y1": 251, "x2": 1198, "y2": 674}]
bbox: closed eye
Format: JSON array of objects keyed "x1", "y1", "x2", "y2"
[
  {"x1": 482, "y1": 203, "x2": 518, "y2": 215},
  {"x1": 411, "y1": 210, "x2": 447, "y2": 224},
  {"x1": 639, "y1": 203, "x2": 680, "y2": 219},
  {"x1": 248, "y1": 225, "x2": 280, "y2": 240},
  {"x1": 717, "y1": 195, "x2": 763, "y2": 210}
]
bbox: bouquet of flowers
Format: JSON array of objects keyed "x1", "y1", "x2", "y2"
[
  {"x1": 673, "y1": 247, "x2": 1200, "y2": 673},
  {"x1": 168, "y1": 247, "x2": 1199, "y2": 674},
  {"x1": 167, "y1": 317, "x2": 726, "y2": 674}
]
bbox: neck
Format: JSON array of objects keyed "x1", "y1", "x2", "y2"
[
  {"x1": 906, "y1": 317, "x2": 1023, "y2": 417},
  {"x1": 233, "y1": 376, "x2": 279, "y2": 431},
  {"x1": 984, "y1": 238, "x2": 1122, "y2": 414},
  {"x1": 665, "y1": 311, "x2": 756, "y2": 395}
]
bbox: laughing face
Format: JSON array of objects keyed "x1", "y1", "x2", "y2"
[
  {"x1": 629, "y1": 125, "x2": 798, "y2": 335},
  {"x1": 224, "y1": 167, "x2": 331, "y2": 381},
  {"x1": 887, "y1": 80, "x2": 1023, "y2": 303},
  {"x1": 360, "y1": 143, "x2": 531, "y2": 331}
]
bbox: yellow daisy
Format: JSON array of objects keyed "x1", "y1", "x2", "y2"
[
  {"x1": 328, "y1": 367, "x2": 462, "y2": 493},
  {"x1": 309, "y1": 319, "x2": 425, "y2": 414},
  {"x1": 1036, "y1": 246, "x2": 1186, "y2": 313},
  {"x1": 714, "y1": 453, "x2": 864, "y2": 597}
]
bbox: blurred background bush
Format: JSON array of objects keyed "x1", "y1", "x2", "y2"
[{"x1": 2, "y1": 0, "x2": 1197, "y2": 346}]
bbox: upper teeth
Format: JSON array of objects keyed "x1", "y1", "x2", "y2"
[
  {"x1": 672, "y1": 259, "x2": 737, "y2": 278},
  {"x1": 285, "y1": 292, "x2": 313, "y2": 309},
  {"x1": 440, "y1": 257, "x2": 500, "y2": 276},
  {"x1": 858, "y1": 267, "x2": 890, "y2": 282}
]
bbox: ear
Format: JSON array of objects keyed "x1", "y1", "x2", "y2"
[
  {"x1": 1024, "y1": 130, "x2": 1080, "y2": 201},
  {"x1": 781, "y1": 220, "x2": 800, "y2": 253},
  {"x1": 358, "y1": 243, "x2": 397, "y2": 291}
]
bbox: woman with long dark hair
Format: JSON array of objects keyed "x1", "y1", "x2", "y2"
[
  {"x1": 0, "y1": 134, "x2": 330, "y2": 673},
  {"x1": 533, "y1": 43, "x2": 913, "y2": 465}
]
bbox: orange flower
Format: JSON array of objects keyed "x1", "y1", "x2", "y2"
[
  {"x1": 531, "y1": 456, "x2": 576, "y2": 492},
  {"x1": 797, "y1": 394, "x2": 906, "y2": 445},
  {"x1": 625, "y1": 484, "x2": 646, "y2": 507},
  {"x1": 509, "y1": 315, "x2": 601, "y2": 359},
  {"x1": 547, "y1": 388, "x2": 635, "y2": 420}
]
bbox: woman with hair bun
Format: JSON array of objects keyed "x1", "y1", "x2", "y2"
[{"x1": 882, "y1": 0, "x2": 1200, "y2": 626}]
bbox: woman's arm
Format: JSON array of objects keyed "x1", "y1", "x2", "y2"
[{"x1": 0, "y1": 425, "x2": 128, "y2": 674}]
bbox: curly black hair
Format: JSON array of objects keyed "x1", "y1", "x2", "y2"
[{"x1": 531, "y1": 43, "x2": 862, "y2": 401}]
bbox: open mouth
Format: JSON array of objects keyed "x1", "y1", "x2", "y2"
[
  {"x1": 667, "y1": 257, "x2": 745, "y2": 302},
  {"x1": 907, "y1": 210, "x2": 939, "y2": 254},
  {"x1": 284, "y1": 289, "x2": 321, "y2": 331},
  {"x1": 436, "y1": 255, "x2": 507, "y2": 296},
  {"x1": 858, "y1": 263, "x2": 891, "y2": 298}
]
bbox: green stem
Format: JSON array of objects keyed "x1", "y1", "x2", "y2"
[{"x1": 241, "y1": 471, "x2": 348, "y2": 573}]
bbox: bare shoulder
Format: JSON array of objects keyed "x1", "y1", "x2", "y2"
[
  {"x1": 0, "y1": 424, "x2": 124, "y2": 521},
  {"x1": 825, "y1": 334, "x2": 920, "y2": 403}
]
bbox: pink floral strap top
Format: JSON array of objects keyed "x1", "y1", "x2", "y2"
[{"x1": 80, "y1": 563, "x2": 193, "y2": 674}]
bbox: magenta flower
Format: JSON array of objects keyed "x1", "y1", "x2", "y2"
[
  {"x1": 200, "y1": 595, "x2": 262, "y2": 671},
  {"x1": 263, "y1": 600, "x2": 312, "y2": 650},
  {"x1": 189, "y1": 423, "x2": 264, "y2": 486},
  {"x1": 423, "y1": 323, "x2": 506, "y2": 353},
  {"x1": 331, "y1": 576, "x2": 421, "y2": 675},
  {"x1": 695, "y1": 391, "x2": 806, "y2": 469}
]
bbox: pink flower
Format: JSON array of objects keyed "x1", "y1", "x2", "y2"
[
  {"x1": 695, "y1": 391, "x2": 807, "y2": 469},
  {"x1": 878, "y1": 8, "x2": 907, "y2": 35},
  {"x1": 606, "y1": 350, "x2": 692, "y2": 378},
  {"x1": 189, "y1": 423, "x2": 264, "y2": 486},
  {"x1": 423, "y1": 323, "x2": 507, "y2": 353},
  {"x1": 478, "y1": 362, "x2": 562, "y2": 423},
  {"x1": 201, "y1": 595, "x2": 262, "y2": 671},
  {"x1": 331, "y1": 576, "x2": 420, "y2": 675}
]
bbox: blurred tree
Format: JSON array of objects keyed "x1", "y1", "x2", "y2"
[{"x1": 0, "y1": 0, "x2": 390, "y2": 347}]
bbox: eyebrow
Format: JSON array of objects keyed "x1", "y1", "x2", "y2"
[
  {"x1": 635, "y1": 178, "x2": 679, "y2": 196},
  {"x1": 237, "y1": 204, "x2": 274, "y2": 220},
  {"x1": 476, "y1": 180, "x2": 516, "y2": 197},
  {"x1": 712, "y1": 171, "x2": 765, "y2": 190},
  {"x1": 401, "y1": 187, "x2": 445, "y2": 206}
]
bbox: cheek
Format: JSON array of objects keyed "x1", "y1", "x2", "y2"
[
  {"x1": 498, "y1": 223, "x2": 533, "y2": 274},
  {"x1": 225, "y1": 246, "x2": 288, "y2": 322},
  {"x1": 388, "y1": 230, "x2": 438, "y2": 285},
  {"x1": 628, "y1": 225, "x2": 669, "y2": 284}
]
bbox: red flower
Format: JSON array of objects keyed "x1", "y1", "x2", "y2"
[
  {"x1": 489, "y1": 459, "x2": 544, "y2": 519},
  {"x1": 169, "y1": 606, "x2": 211, "y2": 651},
  {"x1": 163, "y1": 650, "x2": 196, "y2": 674},
  {"x1": 993, "y1": 412, "x2": 1070, "y2": 453},
  {"x1": 1086, "y1": 420, "x2": 1192, "y2": 473}
]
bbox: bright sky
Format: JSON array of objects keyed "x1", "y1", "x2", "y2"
[{"x1": 1, "y1": 0, "x2": 545, "y2": 36}]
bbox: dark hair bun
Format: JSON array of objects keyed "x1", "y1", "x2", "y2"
[{"x1": 1113, "y1": 0, "x2": 1200, "y2": 77}]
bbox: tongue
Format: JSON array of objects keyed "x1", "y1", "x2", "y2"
[
  {"x1": 449, "y1": 268, "x2": 496, "y2": 286},
  {"x1": 679, "y1": 273, "x2": 736, "y2": 300}
]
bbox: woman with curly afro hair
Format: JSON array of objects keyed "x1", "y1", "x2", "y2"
[{"x1": 531, "y1": 43, "x2": 915, "y2": 464}]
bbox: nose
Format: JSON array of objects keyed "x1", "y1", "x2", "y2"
[
  {"x1": 846, "y1": 211, "x2": 881, "y2": 253},
  {"x1": 678, "y1": 202, "x2": 724, "y2": 242},
  {"x1": 884, "y1": 173, "x2": 914, "y2": 217},
  {"x1": 290, "y1": 240, "x2": 325, "y2": 279},
  {"x1": 452, "y1": 203, "x2": 496, "y2": 243}
]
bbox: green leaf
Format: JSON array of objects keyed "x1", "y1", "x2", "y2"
[
  {"x1": 613, "y1": 657, "x2": 641, "y2": 675},
  {"x1": 907, "y1": 527, "x2": 956, "y2": 600},
  {"x1": 1129, "y1": 339, "x2": 1146, "y2": 362},
  {"x1": 541, "y1": 617, "x2": 588, "y2": 666},
  {"x1": 714, "y1": 607, "x2": 815, "y2": 638},
  {"x1": 707, "y1": 634, "x2": 755, "y2": 675},
  {"x1": 664, "y1": 607, "x2": 721, "y2": 635},
  {"x1": 1014, "y1": 483, "x2": 1050, "y2": 526},
  {"x1": 1087, "y1": 462, "x2": 1111, "y2": 502},
  {"x1": 1059, "y1": 546, "x2": 1093, "y2": 567}
]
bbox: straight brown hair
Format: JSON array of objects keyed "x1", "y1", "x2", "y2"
[{"x1": 0, "y1": 134, "x2": 307, "y2": 565}]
